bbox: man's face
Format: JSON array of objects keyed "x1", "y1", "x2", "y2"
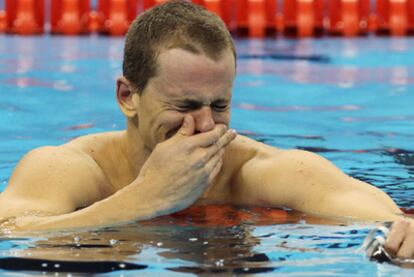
[{"x1": 136, "y1": 48, "x2": 236, "y2": 149}]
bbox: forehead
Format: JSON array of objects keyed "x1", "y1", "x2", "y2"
[{"x1": 150, "y1": 48, "x2": 236, "y2": 100}]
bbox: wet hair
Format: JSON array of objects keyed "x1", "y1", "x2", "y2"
[{"x1": 122, "y1": 0, "x2": 236, "y2": 93}]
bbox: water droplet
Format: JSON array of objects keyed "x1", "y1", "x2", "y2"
[
  {"x1": 73, "y1": 237, "x2": 81, "y2": 246},
  {"x1": 243, "y1": 267, "x2": 249, "y2": 271},
  {"x1": 215, "y1": 259, "x2": 224, "y2": 267},
  {"x1": 156, "y1": 242, "x2": 163, "y2": 247},
  {"x1": 54, "y1": 264, "x2": 60, "y2": 268},
  {"x1": 189, "y1": 237, "x2": 198, "y2": 242},
  {"x1": 203, "y1": 241, "x2": 208, "y2": 245},
  {"x1": 119, "y1": 263, "x2": 126, "y2": 269},
  {"x1": 41, "y1": 263, "x2": 48, "y2": 268},
  {"x1": 109, "y1": 239, "x2": 118, "y2": 246}
]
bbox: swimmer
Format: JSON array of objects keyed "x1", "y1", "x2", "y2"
[{"x1": 0, "y1": 0, "x2": 413, "y2": 261}]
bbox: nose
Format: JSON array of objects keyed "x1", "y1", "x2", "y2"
[{"x1": 192, "y1": 106, "x2": 215, "y2": 133}]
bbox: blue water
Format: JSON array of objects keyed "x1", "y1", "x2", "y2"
[{"x1": 0, "y1": 35, "x2": 414, "y2": 275}]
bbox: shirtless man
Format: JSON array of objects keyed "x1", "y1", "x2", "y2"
[{"x1": 0, "y1": 0, "x2": 413, "y2": 260}]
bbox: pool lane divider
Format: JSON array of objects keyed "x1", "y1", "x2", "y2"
[
  {"x1": 329, "y1": 0, "x2": 371, "y2": 36},
  {"x1": 97, "y1": 0, "x2": 138, "y2": 35},
  {"x1": 4, "y1": 0, "x2": 45, "y2": 35},
  {"x1": 376, "y1": 0, "x2": 414, "y2": 36},
  {"x1": 51, "y1": 0, "x2": 91, "y2": 35},
  {"x1": 1, "y1": 1, "x2": 414, "y2": 37},
  {"x1": 0, "y1": 10, "x2": 5, "y2": 33}
]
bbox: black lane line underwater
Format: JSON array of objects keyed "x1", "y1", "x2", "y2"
[
  {"x1": 237, "y1": 54, "x2": 331, "y2": 63},
  {"x1": 0, "y1": 258, "x2": 147, "y2": 273}
]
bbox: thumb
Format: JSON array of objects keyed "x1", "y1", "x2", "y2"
[{"x1": 176, "y1": 114, "x2": 195, "y2": 137}]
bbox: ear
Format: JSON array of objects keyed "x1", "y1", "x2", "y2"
[{"x1": 116, "y1": 76, "x2": 140, "y2": 118}]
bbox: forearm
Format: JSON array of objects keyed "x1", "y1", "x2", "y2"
[
  {"x1": 10, "y1": 177, "x2": 167, "y2": 231},
  {"x1": 296, "y1": 179, "x2": 403, "y2": 222}
]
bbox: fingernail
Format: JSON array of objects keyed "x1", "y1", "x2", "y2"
[{"x1": 229, "y1": 129, "x2": 237, "y2": 134}]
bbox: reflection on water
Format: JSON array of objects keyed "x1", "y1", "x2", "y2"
[{"x1": 0, "y1": 205, "x2": 374, "y2": 275}]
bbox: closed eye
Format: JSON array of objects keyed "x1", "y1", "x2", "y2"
[
  {"x1": 176, "y1": 101, "x2": 202, "y2": 112},
  {"x1": 175, "y1": 99, "x2": 230, "y2": 112},
  {"x1": 211, "y1": 99, "x2": 230, "y2": 112},
  {"x1": 211, "y1": 103, "x2": 229, "y2": 112}
]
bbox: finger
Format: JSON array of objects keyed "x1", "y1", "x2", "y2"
[
  {"x1": 208, "y1": 155, "x2": 223, "y2": 184},
  {"x1": 216, "y1": 129, "x2": 237, "y2": 149},
  {"x1": 188, "y1": 124, "x2": 228, "y2": 147},
  {"x1": 197, "y1": 130, "x2": 236, "y2": 163},
  {"x1": 384, "y1": 219, "x2": 410, "y2": 256},
  {"x1": 397, "y1": 223, "x2": 414, "y2": 258},
  {"x1": 175, "y1": 114, "x2": 195, "y2": 137}
]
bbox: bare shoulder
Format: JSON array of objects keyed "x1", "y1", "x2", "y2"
[
  {"x1": 0, "y1": 136, "x2": 114, "y2": 217},
  {"x1": 225, "y1": 134, "x2": 281, "y2": 165},
  {"x1": 65, "y1": 130, "x2": 124, "y2": 152},
  {"x1": 230, "y1": 135, "x2": 334, "y2": 166},
  {"x1": 235, "y1": 140, "x2": 342, "y2": 179}
]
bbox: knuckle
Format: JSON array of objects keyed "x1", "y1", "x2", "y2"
[
  {"x1": 214, "y1": 141, "x2": 221, "y2": 150},
  {"x1": 384, "y1": 241, "x2": 398, "y2": 254},
  {"x1": 194, "y1": 153, "x2": 208, "y2": 168},
  {"x1": 213, "y1": 132, "x2": 221, "y2": 142},
  {"x1": 215, "y1": 125, "x2": 226, "y2": 136},
  {"x1": 220, "y1": 125, "x2": 227, "y2": 134}
]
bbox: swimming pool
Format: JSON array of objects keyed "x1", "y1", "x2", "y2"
[{"x1": 0, "y1": 35, "x2": 414, "y2": 275}]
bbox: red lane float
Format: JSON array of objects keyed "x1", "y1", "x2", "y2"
[
  {"x1": 88, "y1": 10, "x2": 100, "y2": 33},
  {"x1": 410, "y1": 0, "x2": 414, "y2": 33},
  {"x1": 201, "y1": 0, "x2": 233, "y2": 30},
  {"x1": 141, "y1": 204, "x2": 289, "y2": 227},
  {"x1": 143, "y1": 0, "x2": 168, "y2": 10},
  {"x1": 51, "y1": 0, "x2": 91, "y2": 35},
  {"x1": 283, "y1": 0, "x2": 324, "y2": 37},
  {"x1": 0, "y1": 10, "x2": 6, "y2": 33},
  {"x1": 235, "y1": 0, "x2": 248, "y2": 35},
  {"x1": 235, "y1": 0, "x2": 277, "y2": 38},
  {"x1": 203, "y1": 0, "x2": 222, "y2": 18},
  {"x1": 5, "y1": 0, "x2": 44, "y2": 35},
  {"x1": 97, "y1": 0, "x2": 137, "y2": 36},
  {"x1": 329, "y1": 0, "x2": 370, "y2": 36},
  {"x1": 248, "y1": 0, "x2": 266, "y2": 38},
  {"x1": 377, "y1": 0, "x2": 410, "y2": 36},
  {"x1": 248, "y1": 0, "x2": 276, "y2": 38}
]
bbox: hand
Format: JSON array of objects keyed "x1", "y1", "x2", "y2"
[
  {"x1": 384, "y1": 219, "x2": 414, "y2": 259},
  {"x1": 137, "y1": 114, "x2": 237, "y2": 215}
]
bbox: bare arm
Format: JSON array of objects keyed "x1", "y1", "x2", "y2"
[{"x1": 233, "y1": 148, "x2": 403, "y2": 221}]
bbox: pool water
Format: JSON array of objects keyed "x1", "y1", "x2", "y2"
[{"x1": 0, "y1": 35, "x2": 414, "y2": 275}]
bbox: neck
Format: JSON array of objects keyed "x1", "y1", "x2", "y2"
[{"x1": 123, "y1": 118, "x2": 152, "y2": 177}]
